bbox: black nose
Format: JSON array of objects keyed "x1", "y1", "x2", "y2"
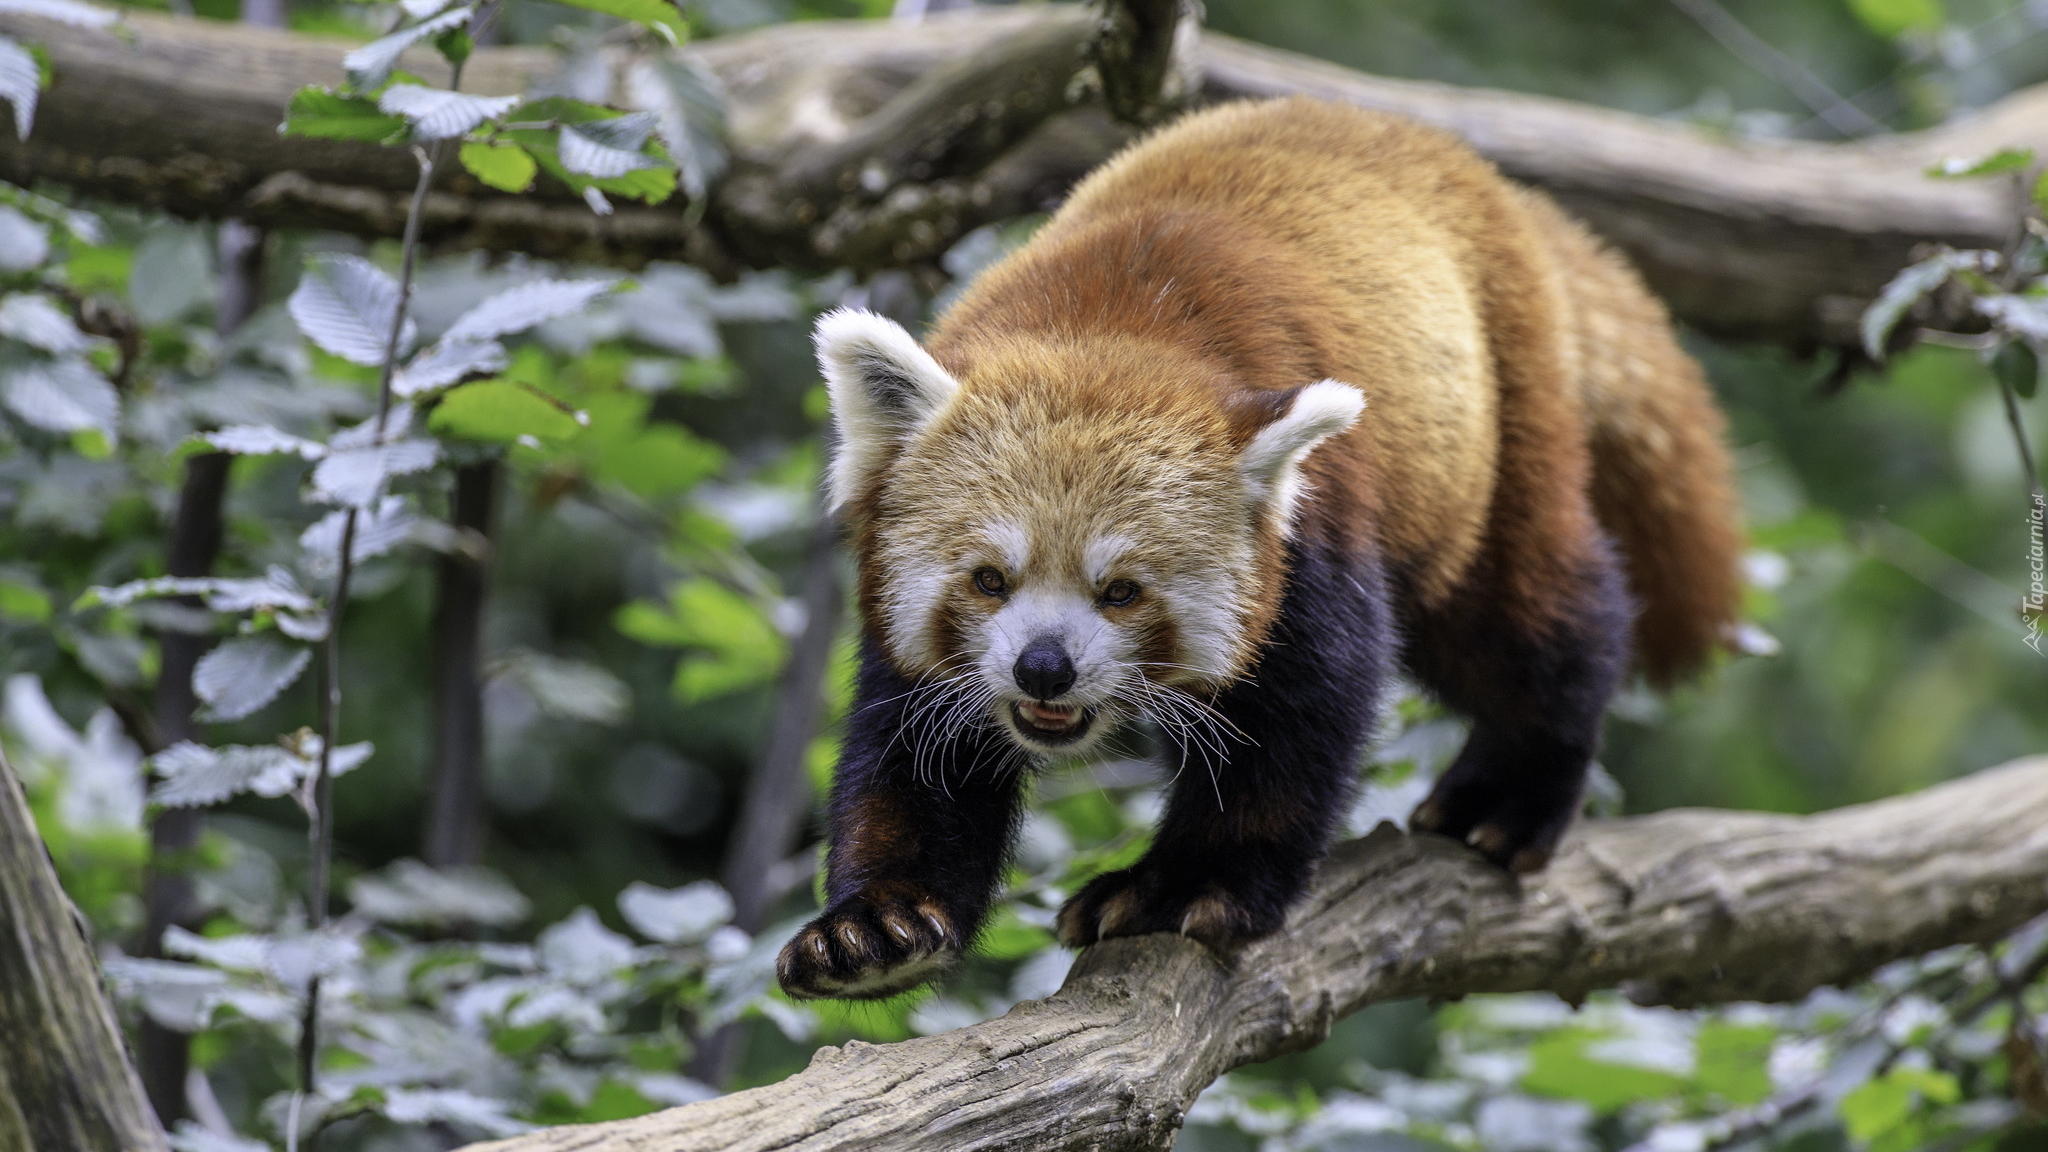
[{"x1": 1013, "y1": 638, "x2": 1076, "y2": 700}]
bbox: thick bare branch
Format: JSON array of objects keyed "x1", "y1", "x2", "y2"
[
  {"x1": 463, "y1": 755, "x2": 2048, "y2": 1152},
  {"x1": 0, "y1": 748, "x2": 169, "y2": 1152},
  {"x1": 2, "y1": 7, "x2": 2041, "y2": 346}
]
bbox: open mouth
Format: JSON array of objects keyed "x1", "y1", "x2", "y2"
[{"x1": 1009, "y1": 701, "x2": 1095, "y2": 746}]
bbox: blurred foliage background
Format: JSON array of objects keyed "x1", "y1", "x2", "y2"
[{"x1": 3, "y1": 0, "x2": 2047, "y2": 1149}]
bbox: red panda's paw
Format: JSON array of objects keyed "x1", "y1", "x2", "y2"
[
  {"x1": 1056, "y1": 864, "x2": 1282, "y2": 953},
  {"x1": 775, "y1": 886, "x2": 961, "y2": 1001},
  {"x1": 1409, "y1": 765, "x2": 1582, "y2": 875}
]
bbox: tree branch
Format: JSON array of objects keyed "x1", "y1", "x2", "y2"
[
  {"x1": 3, "y1": 6, "x2": 2040, "y2": 347},
  {"x1": 464, "y1": 754, "x2": 2048, "y2": 1152},
  {"x1": 0, "y1": 747, "x2": 168, "y2": 1152}
]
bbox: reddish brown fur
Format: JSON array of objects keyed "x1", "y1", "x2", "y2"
[{"x1": 909, "y1": 97, "x2": 1743, "y2": 682}]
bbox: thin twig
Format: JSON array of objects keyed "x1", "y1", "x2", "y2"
[{"x1": 293, "y1": 140, "x2": 439, "y2": 1150}]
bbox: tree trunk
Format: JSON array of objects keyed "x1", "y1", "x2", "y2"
[
  {"x1": 2, "y1": 7, "x2": 2039, "y2": 348},
  {"x1": 423, "y1": 459, "x2": 499, "y2": 869},
  {"x1": 0, "y1": 747, "x2": 169, "y2": 1152},
  {"x1": 465, "y1": 754, "x2": 2048, "y2": 1152}
]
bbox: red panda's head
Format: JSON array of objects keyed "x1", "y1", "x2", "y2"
[{"x1": 816, "y1": 308, "x2": 1363, "y2": 756}]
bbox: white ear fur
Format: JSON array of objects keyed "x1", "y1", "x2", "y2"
[
  {"x1": 814, "y1": 308, "x2": 963, "y2": 512},
  {"x1": 1240, "y1": 380, "x2": 1366, "y2": 534}
]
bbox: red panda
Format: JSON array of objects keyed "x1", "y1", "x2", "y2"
[{"x1": 775, "y1": 97, "x2": 1744, "y2": 1001}]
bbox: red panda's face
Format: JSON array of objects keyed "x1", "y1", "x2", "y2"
[
  {"x1": 873, "y1": 394, "x2": 1258, "y2": 756},
  {"x1": 815, "y1": 310, "x2": 1363, "y2": 758}
]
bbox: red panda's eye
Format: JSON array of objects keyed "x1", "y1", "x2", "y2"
[
  {"x1": 972, "y1": 568, "x2": 1007, "y2": 597},
  {"x1": 1101, "y1": 580, "x2": 1140, "y2": 607}
]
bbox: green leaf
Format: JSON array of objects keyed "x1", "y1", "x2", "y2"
[
  {"x1": 1694, "y1": 1022, "x2": 1775, "y2": 1106},
  {"x1": 549, "y1": 0, "x2": 686, "y2": 38},
  {"x1": 578, "y1": 1080, "x2": 661, "y2": 1123},
  {"x1": 614, "y1": 578, "x2": 786, "y2": 704},
  {"x1": 1862, "y1": 249, "x2": 1996, "y2": 361},
  {"x1": 1841, "y1": 1067, "x2": 1960, "y2": 1142},
  {"x1": 281, "y1": 87, "x2": 406, "y2": 143},
  {"x1": 1847, "y1": 0, "x2": 1943, "y2": 38},
  {"x1": 0, "y1": 579, "x2": 52, "y2": 623},
  {"x1": 592, "y1": 426, "x2": 725, "y2": 498},
  {"x1": 1927, "y1": 148, "x2": 2034, "y2": 178},
  {"x1": 1994, "y1": 339, "x2": 2040, "y2": 400},
  {"x1": 430, "y1": 380, "x2": 584, "y2": 444},
  {"x1": 500, "y1": 100, "x2": 678, "y2": 206},
  {"x1": 2035, "y1": 170, "x2": 2048, "y2": 215},
  {"x1": 434, "y1": 28, "x2": 473, "y2": 69},
  {"x1": 977, "y1": 906, "x2": 1054, "y2": 960},
  {"x1": 460, "y1": 141, "x2": 538, "y2": 193},
  {"x1": 1523, "y1": 1028, "x2": 1687, "y2": 1112}
]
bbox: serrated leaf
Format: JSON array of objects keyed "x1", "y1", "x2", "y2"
[
  {"x1": 282, "y1": 88, "x2": 407, "y2": 143},
  {"x1": 1979, "y1": 293, "x2": 2048, "y2": 342},
  {"x1": 83, "y1": 568, "x2": 317, "y2": 614},
  {"x1": 442, "y1": 279, "x2": 616, "y2": 344},
  {"x1": 311, "y1": 437, "x2": 440, "y2": 507},
  {"x1": 381, "y1": 1090, "x2": 532, "y2": 1138},
  {"x1": 549, "y1": 0, "x2": 684, "y2": 35},
  {"x1": 2, "y1": 358, "x2": 119, "y2": 440},
  {"x1": 429, "y1": 380, "x2": 582, "y2": 444},
  {"x1": 299, "y1": 496, "x2": 416, "y2": 576},
  {"x1": 100, "y1": 956, "x2": 232, "y2": 1032},
  {"x1": 0, "y1": 35, "x2": 34, "y2": 141},
  {"x1": 618, "y1": 880, "x2": 731, "y2": 944},
  {"x1": 0, "y1": 205, "x2": 49, "y2": 272},
  {"x1": 263, "y1": 928, "x2": 363, "y2": 991},
  {"x1": 459, "y1": 141, "x2": 537, "y2": 193},
  {"x1": 290, "y1": 254, "x2": 416, "y2": 367},
  {"x1": 1927, "y1": 147, "x2": 2034, "y2": 178},
  {"x1": 160, "y1": 926, "x2": 271, "y2": 972},
  {"x1": 150, "y1": 741, "x2": 304, "y2": 806},
  {"x1": 395, "y1": 338, "x2": 509, "y2": 397},
  {"x1": 625, "y1": 56, "x2": 727, "y2": 202},
  {"x1": 343, "y1": 6, "x2": 473, "y2": 91},
  {"x1": 560, "y1": 116, "x2": 659, "y2": 179},
  {"x1": 0, "y1": 0, "x2": 119, "y2": 27},
  {"x1": 0, "y1": 293, "x2": 91, "y2": 354},
  {"x1": 537, "y1": 907, "x2": 637, "y2": 983},
  {"x1": 205, "y1": 423, "x2": 327, "y2": 458},
  {"x1": 348, "y1": 859, "x2": 531, "y2": 928},
  {"x1": 193, "y1": 636, "x2": 312, "y2": 722},
  {"x1": 377, "y1": 84, "x2": 518, "y2": 140},
  {"x1": 148, "y1": 737, "x2": 370, "y2": 808},
  {"x1": 1861, "y1": 249, "x2": 1995, "y2": 361},
  {"x1": 328, "y1": 400, "x2": 417, "y2": 451}
]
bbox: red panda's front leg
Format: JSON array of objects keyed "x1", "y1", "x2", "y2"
[
  {"x1": 776, "y1": 641, "x2": 1026, "y2": 1000},
  {"x1": 1057, "y1": 540, "x2": 1393, "y2": 951}
]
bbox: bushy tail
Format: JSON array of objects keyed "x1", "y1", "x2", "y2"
[{"x1": 1521, "y1": 191, "x2": 1746, "y2": 687}]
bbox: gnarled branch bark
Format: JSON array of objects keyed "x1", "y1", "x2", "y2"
[
  {"x1": 2, "y1": 6, "x2": 2040, "y2": 347},
  {"x1": 0, "y1": 747, "x2": 169, "y2": 1151},
  {"x1": 464, "y1": 755, "x2": 2048, "y2": 1152}
]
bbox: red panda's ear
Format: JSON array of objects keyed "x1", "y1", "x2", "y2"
[
  {"x1": 813, "y1": 309, "x2": 962, "y2": 513},
  {"x1": 1238, "y1": 380, "x2": 1366, "y2": 535}
]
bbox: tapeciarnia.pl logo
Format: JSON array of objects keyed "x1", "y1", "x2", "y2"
[{"x1": 2027, "y1": 491, "x2": 2045, "y2": 656}]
